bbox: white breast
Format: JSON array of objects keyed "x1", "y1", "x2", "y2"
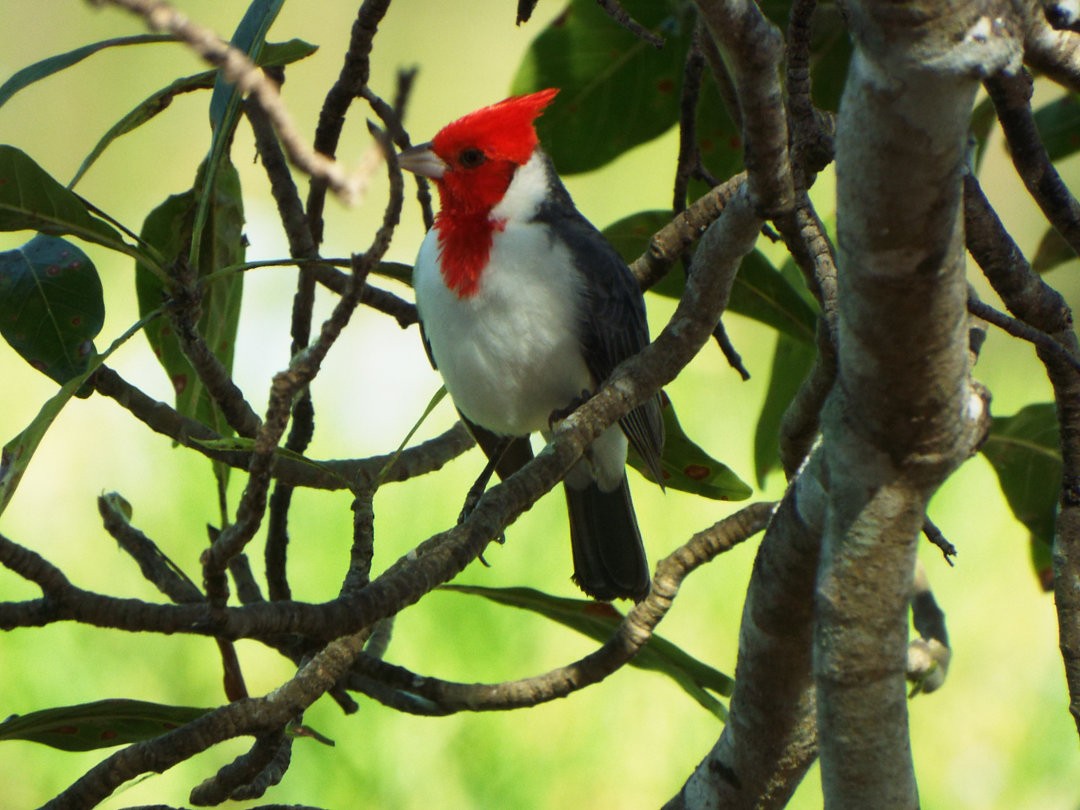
[{"x1": 413, "y1": 217, "x2": 593, "y2": 438}]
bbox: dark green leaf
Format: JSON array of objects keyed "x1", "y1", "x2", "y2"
[
  {"x1": 441, "y1": 584, "x2": 732, "y2": 719},
  {"x1": 374, "y1": 260, "x2": 414, "y2": 286},
  {"x1": 1034, "y1": 94, "x2": 1080, "y2": 162},
  {"x1": 602, "y1": 209, "x2": 668, "y2": 267},
  {"x1": 0, "y1": 35, "x2": 174, "y2": 110},
  {"x1": 135, "y1": 160, "x2": 245, "y2": 437},
  {"x1": 979, "y1": 403, "x2": 1060, "y2": 583},
  {"x1": 728, "y1": 251, "x2": 818, "y2": 344},
  {"x1": 970, "y1": 96, "x2": 997, "y2": 171},
  {"x1": 695, "y1": 79, "x2": 744, "y2": 185},
  {"x1": 0, "y1": 310, "x2": 158, "y2": 516},
  {"x1": 511, "y1": 0, "x2": 690, "y2": 174},
  {"x1": 605, "y1": 210, "x2": 819, "y2": 343},
  {"x1": 1032, "y1": 225, "x2": 1077, "y2": 274},
  {"x1": 0, "y1": 699, "x2": 210, "y2": 752},
  {"x1": 0, "y1": 146, "x2": 146, "y2": 264},
  {"x1": 753, "y1": 332, "x2": 817, "y2": 485},
  {"x1": 630, "y1": 393, "x2": 752, "y2": 500},
  {"x1": 0, "y1": 235, "x2": 104, "y2": 385}
]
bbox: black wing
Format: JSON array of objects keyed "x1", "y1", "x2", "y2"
[{"x1": 532, "y1": 154, "x2": 665, "y2": 484}]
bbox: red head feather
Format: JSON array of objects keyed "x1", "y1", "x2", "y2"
[
  {"x1": 425, "y1": 88, "x2": 559, "y2": 296},
  {"x1": 431, "y1": 88, "x2": 559, "y2": 169}
]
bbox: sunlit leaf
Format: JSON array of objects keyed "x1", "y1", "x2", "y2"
[
  {"x1": 630, "y1": 393, "x2": 751, "y2": 500},
  {"x1": 442, "y1": 584, "x2": 732, "y2": 719},
  {"x1": 0, "y1": 234, "x2": 104, "y2": 386},
  {"x1": 0, "y1": 34, "x2": 174, "y2": 109},
  {"x1": 979, "y1": 403, "x2": 1060, "y2": 589},
  {"x1": 0, "y1": 699, "x2": 209, "y2": 752}
]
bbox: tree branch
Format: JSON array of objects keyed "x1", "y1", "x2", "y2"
[{"x1": 815, "y1": 2, "x2": 1012, "y2": 804}]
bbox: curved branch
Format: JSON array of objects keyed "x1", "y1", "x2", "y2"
[{"x1": 345, "y1": 503, "x2": 775, "y2": 714}]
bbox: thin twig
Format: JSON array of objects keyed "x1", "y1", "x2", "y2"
[
  {"x1": 91, "y1": 0, "x2": 368, "y2": 203},
  {"x1": 346, "y1": 502, "x2": 776, "y2": 714}
]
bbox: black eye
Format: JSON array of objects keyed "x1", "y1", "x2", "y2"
[{"x1": 458, "y1": 148, "x2": 486, "y2": 168}]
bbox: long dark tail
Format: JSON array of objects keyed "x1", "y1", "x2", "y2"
[{"x1": 564, "y1": 477, "x2": 650, "y2": 602}]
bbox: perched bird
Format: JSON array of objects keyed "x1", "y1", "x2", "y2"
[{"x1": 399, "y1": 88, "x2": 664, "y2": 602}]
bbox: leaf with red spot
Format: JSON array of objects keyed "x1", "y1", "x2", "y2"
[
  {"x1": 629, "y1": 393, "x2": 751, "y2": 500},
  {"x1": 441, "y1": 584, "x2": 733, "y2": 719},
  {"x1": 0, "y1": 234, "x2": 104, "y2": 387},
  {"x1": 0, "y1": 699, "x2": 210, "y2": 752}
]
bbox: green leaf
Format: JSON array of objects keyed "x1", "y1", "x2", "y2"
[
  {"x1": 604, "y1": 211, "x2": 819, "y2": 342},
  {"x1": 1034, "y1": 93, "x2": 1080, "y2": 162},
  {"x1": 753, "y1": 332, "x2": 817, "y2": 485},
  {"x1": 0, "y1": 234, "x2": 104, "y2": 385},
  {"x1": 979, "y1": 403, "x2": 1060, "y2": 588},
  {"x1": 68, "y1": 72, "x2": 216, "y2": 189},
  {"x1": 630, "y1": 393, "x2": 752, "y2": 500},
  {"x1": 67, "y1": 38, "x2": 318, "y2": 189},
  {"x1": 190, "y1": 436, "x2": 351, "y2": 488},
  {"x1": 0, "y1": 699, "x2": 210, "y2": 752},
  {"x1": 728, "y1": 251, "x2": 818, "y2": 344},
  {"x1": 208, "y1": 0, "x2": 286, "y2": 130},
  {"x1": 191, "y1": 0, "x2": 281, "y2": 274},
  {"x1": 0, "y1": 35, "x2": 174, "y2": 110},
  {"x1": 695, "y1": 77, "x2": 744, "y2": 185},
  {"x1": 0, "y1": 310, "x2": 159, "y2": 516},
  {"x1": 134, "y1": 159, "x2": 244, "y2": 490},
  {"x1": 512, "y1": 0, "x2": 691, "y2": 174},
  {"x1": 441, "y1": 584, "x2": 732, "y2": 719},
  {"x1": 970, "y1": 96, "x2": 997, "y2": 171},
  {"x1": 1032, "y1": 225, "x2": 1077, "y2": 274},
  {"x1": 0, "y1": 146, "x2": 151, "y2": 268},
  {"x1": 601, "y1": 209, "x2": 668, "y2": 268},
  {"x1": 135, "y1": 160, "x2": 245, "y2": 438}
]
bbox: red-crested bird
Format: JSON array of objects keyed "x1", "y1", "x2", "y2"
[{"x1": 400, "y1": 88, "x2": 664, "y2": 602}]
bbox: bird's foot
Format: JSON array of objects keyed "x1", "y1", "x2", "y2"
[{"x1": 458, "y1": 483, "x2": 505, "y2": 566}]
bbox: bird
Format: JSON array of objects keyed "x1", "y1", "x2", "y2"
[{"x1": 398, "y1": 88, "x2": 664, "y2": 602}]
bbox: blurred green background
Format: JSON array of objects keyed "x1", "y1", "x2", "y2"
[{"x1": 0, "y1": 2, "x2": 1078, "y2": 808}]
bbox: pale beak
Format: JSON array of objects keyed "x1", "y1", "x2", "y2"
[{"x1": 398, "y1": 142, "x2": 447, "y2": 179}]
